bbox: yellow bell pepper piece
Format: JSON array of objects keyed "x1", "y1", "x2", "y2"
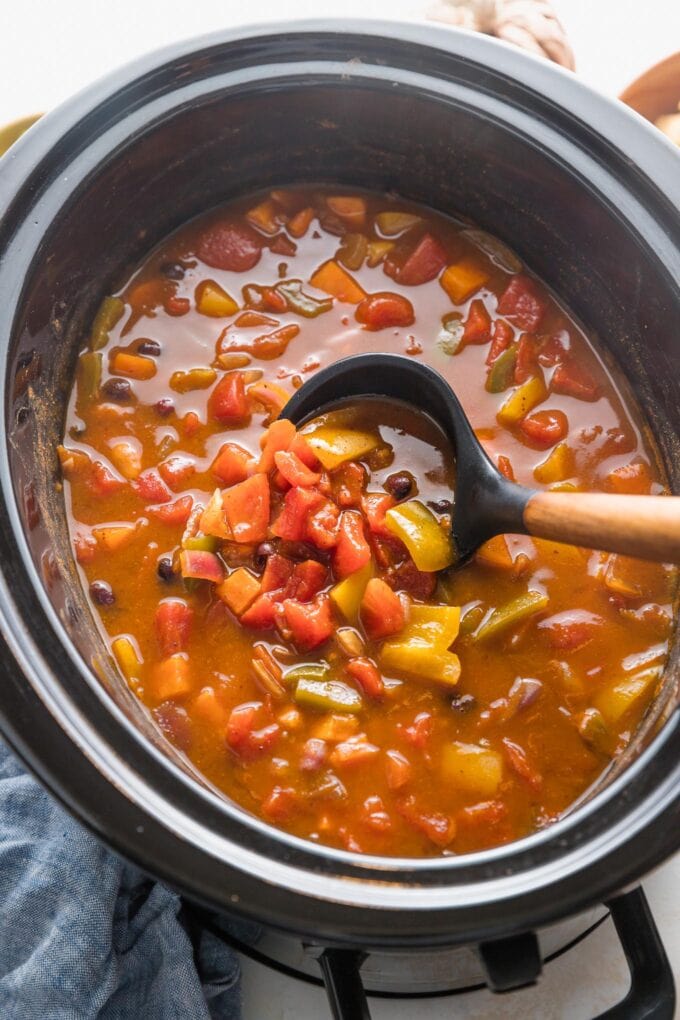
[
  {"x1": 92, "y1": 522, "x2": 140, "y2": 552},
  {"x1": 595, "y1": 666, "x2": 663, "y2": 725},
  {"x1": 385, "y1": 500, "x2": 455, "y2": 572},
  {"x1": 90, "y1": 296, "x2": 124, "y2": 351},
  {"x1": 497, "y1": 373, "x2": 547, "y2": 426},
  {"x1": 195, "y1": 279, "x2": 239, "y2": 317},
  {"x1": 441, "y1": 742, "x2": 504, "y2": 795},
  {"x1": 170, "y1": 368, "x2": 217, "y2": 393},
  {"x1": 109, "y1": 441, "x2": 142, "y2": 481},
  {"x1": 380, "y1": 641, "x2": 461, "y2": 687},
  {"x1": 440, "y1": 257, "x2": 489, "y2": 303},
  {"x1": 366, "y1": 240, "x2": 394, "y2": 266},
  {"x1": 110, "y1": 351, "x2": 157, "y2": 381},
  {"x1": 375, "y1": 211, "x2": 422, "y2": 236},
  {"x1": 112, "y1": 636, "x2": 143, "y2": 682},
  {"x1": 304, "y1": 426, "x2": 380, "y2": 470},
  {"x1": 398, "y1": 604, "x2": 460, "y2": 649},
  {"x1": 330, "y1": 561, "x2": 374, "y2": 621},
  {"x1": 534, "y1": 442, "x2": 575, "y2": 485},
  {"x1": 473, "y1": 590, "x2": 548, "y2": 642}
]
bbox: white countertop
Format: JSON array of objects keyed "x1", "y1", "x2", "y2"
[{"x1": 1, "y1": 1, "x2": 678, "y2": 1015}]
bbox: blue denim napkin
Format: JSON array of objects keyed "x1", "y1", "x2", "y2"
[{"x1": 0, "y1": 739, "x2": 242, "y2": 1019}]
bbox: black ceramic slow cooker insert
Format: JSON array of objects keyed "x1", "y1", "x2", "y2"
[{"x1": 0, "y1": 20, "x2": 678, "y2": 1018}]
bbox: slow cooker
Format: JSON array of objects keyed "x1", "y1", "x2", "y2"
[{"x1": 0, "y1": 20, "x2": 678, "y2": 1018}]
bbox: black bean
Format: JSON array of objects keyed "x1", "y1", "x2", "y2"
[
  {"x1": 101, "y1": 377, "x2": 132, "y2": 402},
  {"x1": 451, "y1": 693, "x2": 476, "y2": 713},
  {"x1": 254, "y1": 541, "x2": 277, "y2": 570},
  {"x1": 157, "y1": 556, "x2": 175, "y2": 582},
  {"x1": 428, "y1": 498, "x2": 453, "y2": 514},
  {"x1": 90, "y1": 580, "x2": 115, "y2": 606},
  {"x1": 137, "y1": 338, "x2": 161, "y2": 357},
  {"x1": 160, "y1": 261, "x2": 185, "y2": 281},
  {"x1": 154, "y1": 398, "x2": 175, "y2": 417},
  {"x1": 385, "y1": 472, "x2": 414, "y2": 501}
]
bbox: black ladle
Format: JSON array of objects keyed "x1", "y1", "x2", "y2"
[{"x1": 281, "y1": 353, "x2": 680, "y2": 565}]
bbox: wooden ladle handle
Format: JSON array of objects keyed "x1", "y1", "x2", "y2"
[{"x1": 523, "y1": 492, "x2": 680, "y2": 562}]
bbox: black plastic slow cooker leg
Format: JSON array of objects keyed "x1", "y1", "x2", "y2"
[
  {"x1": 595, "y1": 886, "x2": 676, "y2": 1019},
  {"x1": 317, "y1": 949, "x2": 371, "y2": 1020}
]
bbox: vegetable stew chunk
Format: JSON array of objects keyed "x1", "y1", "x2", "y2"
[{"x1": 61, "y1": 186, "x2": 674, "y2": 859}]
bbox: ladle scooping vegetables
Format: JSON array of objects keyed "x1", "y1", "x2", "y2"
[{"x1": 282, "y1": 353, "x2": 680, "y2": 565}]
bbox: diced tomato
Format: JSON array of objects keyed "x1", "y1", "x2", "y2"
[
  {"x1": 269, "y1": 234, "x2": 297, "y2": 257},
  {"x1": 361, "y1": 794, "x2": 392, "y2": 833},
  {"x1": 514, "y1": 334, "x2": 538, "y2": 384},
  {"x1": 288, "y1": 432, "x2": 321, "y2": 470},
  {"x1": 385, "y1": 749, "x2": 412, "y2": 790},
  {"x1": 397, "y1": 796, "x2": 456, "y2": 847},
  {"x1": 399, "y1": 711, "x2": 433, "y2": 750},
  {"x1": 333, "y1": 511, "x2": 371, "y2": 579},
  {"x1": 538, "y1": 610, "x2": 603, "y2": 650},
  {"x1": 223, "y1": 473, "x2": 270, "y2": 543},
  {"x1": 179, "y1": 549, "x2": 224, "y2": 584},
  {"x1": 497, "y1": 274, "x2": 547, "y2": 333},
  {"x1": 261, "y1": 553, "x2": 295, "y2": 594},
  {"x1": 208, "y1": 372, "x2": 251, "y2": 425},
  {"x1": 462, "y1": 299, "x2": 492, "y2": 345},
  {"x1": 133, "y1": 471, "x2": 171, "y2": 504},
  {"x1": 155, "y1": 599, "x2": 193, "y2": 656},
  {"x1": 226, "y1": 701, "x2": 279, "y2": 760},
  {"x1": 361, "y1": 492, "x2": 396, "y2": 537},
  {"x1": 360, "y1": 578, "x2": 406, "y2": 640},
  {"x1": 497, "y1": 455, "x2": 515, "y2": 481},
  {"x1": 486, "y1": 320, "x2": 514, "y2": 364},
  {"x1": 182, "y1": 412, "x2": 202, "y2": 438},
  {"x1": 262, "y1": 786, "x2": 298, "y2": 821},
  {"x1": 604, "y1": 460, "x2": 653, "y2": 495},
  {"x1": 330, "y1": 738, "x2": 380, "y2": 768},
  {"x1": 386, "y1": 558, "x2": 437, "y2": 600},
  {"x1": 74, "y1": 532, "x2": 97, "y2": 564},
  {"x1": 550, "y1": 359, "x2": 600, "y2": 401},
  {"x1": 538, "y1": 329, "x2": 570, "y2": 367},
  {"x1": 458, "y1": 800, "x2": 508, "y2": 827},
  {"x1": 147, "y1": 494, "x2": 194, "y2": 526},
  {"x1": 502, "y1": 738, "x2": 542, "y2": 791},
  {"x1": 88, "y1": 461, "x2": 126, "y2": 498},
  {"x1": 305, "y1": 500, "x2": 340, "y2": 549},
  {"x1": 196, "y1": 219, "x2": 262, "y2": 272},
  {"x1": 285, "y1": 560, "x2": 327, "y2": 602},
  {"x1": 258, "y1": 418, "x2": 297, "y2": 473},
  {"x1": 159, "y1": 455, "x2": 196, "y2": 490},
  {"x1": 165, "y1": 295, "x2": 191, "y2": 317},
  {"x1": 274, "y1": 450, "x2": 322, "y2": 487},
  {"x1": 211, "y1": 442, "x2": 253, "y2": 486},
  {"x1": 385, "y1": 233, "x2": 448, "y2": 286},
  {"x1": 271, "y1": 486, "x2": 325, "y2": 541},
  {"x1": 239, "y1": 592, "x2": 279, "y2": 629},
  {"x1": 346, "y1": 657, "x2": 384, "y2": 700},
  {"x1": 332, "y1": 461, "x2": 366, "y2": 508},
  {"x1": 283, "y1": 593, "x2": 334, "y2": 650},
  {"x1": 326, "y1": 195, "x2": 367, "y2": 230},
  {"x1": 519, "y1": 409, "x2": 568, "y2": 448},
  {"x1": 299, "y1": 737, "x2": 328, "y2": 771},
  {"x1": 355, "y1": 292, "x2": 415, "y2": 331}
]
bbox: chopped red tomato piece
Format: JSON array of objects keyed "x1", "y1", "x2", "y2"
[
  {"x1": 285, "y1": 560, "x2": 328, "y2": 602},
  {"x1": 361, "y1": 794, "x2": 392, "y2": 833},
  {"x1": 462, "y1": 299, "x2": 492, "y2": 345},
  {"x1": 497, "y1": 455, "x2": 515, "y2": 481},
  {"x1": 88, "y1": 461, "x2": 126, "y2": 498},
  {"x1": 226, "y1": 701, "x2": 279, "y2": 760},
  {"x1": 223, "y1": 473, "x2": 270, "y2": 543},
  {"x1": 361, "y1": 492, "x2": 396, "y2": 537},
  {"x1": 497, "y1": 274, "x2": 547, "y2": 333},
  {"x1": 261, "y1": 553, "x2": 295, "y2": 594},
  {"x1": 208, "y1": 372, "x2": 251, "y2": 424},
  {"x1": 398, "y1": 796, "x2": 456, "y2": 847},
  {"x1": 305, "y1": 500, "x2": 340, "y2": 549},
  {"x1": 486, "y1": 320, "x2": 514, "y2": 364},
  {"x1": 283, "y1": 593, "x2": 334, "y2": 650},
  {"x1": 165, "y1": 295, "x2": 190, "y2": 317},
  {"x1": 211, "y1": 443, "x2": 254, "y2": 486},
  {"x1": 385, "y1": 749, "x2": 412, "y2": 790},
  {"x1": 133, "y1": 471, "x2": 171, "y2": 504},
  {"x1": 519, "y1": 409, "x2": 568, "y2": 448},
  {"x1": 274, "y1": 450, "x2": 322, "y2": 487},
  {"x1": 271, "y1": 486, "x2": 325, "y2": 541},
  {"x1": 147, "y1": 494, "x2": 194, "y2": 526},
  {"x1": 360, "y1": 578, "x2": 406, "y2": 640},
  {"x1": 604, "y1": 460, "x2": 653, "y2": 495},
  {"x1": 538, "y1": 330, "x2": 570, "y2": 367},
  {"x1": 239, "y1": 593, "x2": 280, "y2": 629},
  {"x1": 159, "y1": 455, "x2": 196, "y2": 490},
  {"x1": 514, "y1": 334, "x2": 538, "y2": 384},
  {"x1": 355, "y1": 292, "x2": 415, "y2": 331},
  {"x1": 332, "y1": 461, "x2": 367, "y2": 508},
  {"x1": 502, "y1": 738, "x2": 542, "y2": 790},
  {"x1": 196, "y1": 219, "x2": 262, "y2": 272},
  {"x1": 155, "y1": 599, "x2": 193, "y2": 656},
  {"x1": 288, "y1": 432, "x2": 321, "y2": 470},
  {"x1": 333, "y1": 511, "x2": 371, "y2": 579},
  {"x1": 399, "y1": 711, "x2": 433, "y2": 750},
  {"x1": 179, "y1": 549, "x2": 225, "y2": 584},
  {"x1": 386, "y1": 558, "x2": 436, "y2": 600},
  {"x1": 258, "y1": 418, "x2": 297, "y2": 473},
  {"x1": 262, "y1": 786, "x2": 298, "y2": 821},
  {"x1": 346, "y1": 657, "x2": 384, "y2": 700},
  {"x1": 459, "y1": 800, "x2": 508, "y2": 826},
  {"x1": 538, "y1": 610, "x2": 603, "y2": 650},
  {"x1": 385, "y1": 233, "x2": 448, "y2": 286},
  {"x1": 550, "y1": 359, "x2": 599, "y2": 401}
]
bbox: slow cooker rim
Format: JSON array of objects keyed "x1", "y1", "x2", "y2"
[{"x1": 0, "y1": 19, "x2": 678, "y2": 943}]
